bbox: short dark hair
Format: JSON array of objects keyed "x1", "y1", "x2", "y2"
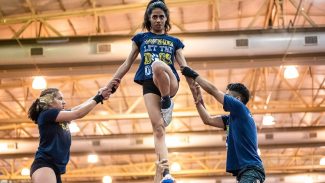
[
  {"x1": 28, "y1": 88, "x2": 59, "y2": 123},
  {"x1": 226, "y1": 83, "x2": 250, "y2": 105},
  {"x1": 142, "y1": 0, "x2": 171, "y2": 33}
]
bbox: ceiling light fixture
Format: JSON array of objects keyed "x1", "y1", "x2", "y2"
[
  {"x1": 262, "y1": 114, "x2": 275, "y2": 126},
  {"x1": 32, "y1": 76, "x2": 47, "y2": 90},
  {"x1": 69, "y1": 121, "x2": 80, "y2": 133},
  {"x1": 21, "y1": 168, "x2": 30, "y2": 176},
  {"x1": 320, "y1": 157, "x2": 325, "y2": 166},
  {"x1": 87, "y1": 154, "x2": 98, "y2": 163},
  {"x1": 171, "y1": 162, "x2": 181, "y2": 172},
  {"x1": 102, "y1": 175, "x2": 112, "y2": 183},
  {"x1": 284, "y1": 66, "x2": 299, "y2": 79}
]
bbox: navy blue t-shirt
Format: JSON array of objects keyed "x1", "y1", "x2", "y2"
[
  {"x1": 132, "y1": 32, "x2": 184, "y2": 84},
  {"x1": 35, "y1": 108, "x2": 71, "y2": 174},
  {"x1": 222, "y1": 95, "x2": 263, "y2": 176}
]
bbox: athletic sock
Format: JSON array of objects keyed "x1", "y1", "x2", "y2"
[
  {"x1": 163, "y1": 168, "x2": 170, "y2": 176},
  {"x1": 161, "y1": 96, "x2": 171, "y2": 109}
]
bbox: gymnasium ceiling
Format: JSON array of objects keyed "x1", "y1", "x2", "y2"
[{"x1": 0, "y1": 0, "x2": 325, "y2": 182}]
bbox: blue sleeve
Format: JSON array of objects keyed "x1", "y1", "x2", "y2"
[
  {"x1": 175, "y1": 38, "x2": 184, "y2": 51},
  {"x1": 38, "y1": 109, "x2": 60, "y2": 125},
  {"x1": 221, "y1": 115, "x2": 229, "y2": 131},
  {"x1": 223, "y1": 95, "x2": 246, "y2": 117},
  {"x1": 131, "y1": 33, "x2": 144, "y2": 48}
]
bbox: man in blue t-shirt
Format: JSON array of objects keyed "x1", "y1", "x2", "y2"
[{"x1": 181, "y1": 66, "x2": 265, "y2": 183}]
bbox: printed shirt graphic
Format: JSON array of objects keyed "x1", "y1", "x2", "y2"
[
  {"x1": 132, "y1": 32, "x2": 184, "y2": 84},
  {"x1": 35, "y1": 108, "x2": 71, "y2": 174},
  {"x1": 222, "y1": 95, "x2": 263, "y2": 176}
]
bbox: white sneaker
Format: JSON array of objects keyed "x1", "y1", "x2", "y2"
[
  {"x1": 161, "y1": 174, "x2": 175, "y2": 183},
  {"x1": 161, "y1": 99, "x2": 174, "y2": 127}
]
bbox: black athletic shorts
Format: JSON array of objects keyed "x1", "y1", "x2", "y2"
[
  {"x1": 30, "y1": 158, "x2": 62, "y2": 183},
  {"x1": 142, "y1": 80, "x2": 179, "y2": 97},
  {"x1": 143, "y1": 80, "x2": 161, "y2": 97}
]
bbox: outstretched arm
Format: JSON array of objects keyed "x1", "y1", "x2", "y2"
[
  {"x1": 182, "y1": 66, "x2": 225, "y2": 105},
  {"x1": 186, "y1": 78, "x2": 225, "y2": 129},
  {"x1": 175, "y1": 48, "x2": 188, "y2": 68},
  {"x1": 107, "y1": 41, "x2": 140, "y2": 91},
  {"x1": 195, "y1": 76, "x2": 225, "y2": 105},
  {"x1": 55, "y1": 85, "x2": 115, "y2": 122},
  {"x1": 69, "y1": 86, "x2": 112, "y2": 111}
]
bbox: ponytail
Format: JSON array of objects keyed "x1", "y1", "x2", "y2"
[
  {"x1": 28, "y1": 88, "x2": 59, "y2": 124},
  {"x1": 28, "y1": 98, "x2": 41, "y2": 122}
]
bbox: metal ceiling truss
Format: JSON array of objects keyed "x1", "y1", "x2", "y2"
[
  {"x1": 0, "y1": 1, "x2": 324, "y2": 181},
  {"x1": 1, "y1": 0, "x2": 320, "y2": 39},
  {"x1": 0, "y1": 150, "x2": 324, "y2": 182},
  {"x1": 0, "y1": 0, "x2": 211, "y2": 26}
]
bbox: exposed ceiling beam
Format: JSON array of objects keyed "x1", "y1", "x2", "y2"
[
  {"x1": 211, "y1": 0, "x2": 220, "y2": 30},
  {"x1": 0, "y1": 0, "x2": 211, "y2": 25},
  {"x1": 1, "y1": 125, "x2": 324, "y2": 141},
  {"x1": 1, "y1": 54, "x2": 324, "y2": 78},
  {"x1": 0, "y1": 105, "x2": 324, "y2": 124},
  {"x1": 39, "y1": 19, "x2": 63, "y2": 36},
  {"x1": 263, "y1": 0, "x2": 274, "y2": 29},
  {"x1": 57, "y1": 0, "x2": 77, "y2": 35},
  {"x1": 288, "y1": 0, "x2": 317, "y2": 27},
  {"x1": 11, "y1": 19, "x2": 33, "y2": 38},
  {"x1": 24, "y1": 0, "x2": 36, "y2": 15},
  {"x1": 247, "y1": 0, "x2": 269, "y2": 28},
  {"x1": 0, "y1": 141, "x2": 324, "y2": 159}
]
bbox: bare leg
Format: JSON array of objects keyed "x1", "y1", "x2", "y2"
[
  {"x1": 149, "y1": 61, "x2": 178, "y2": 182},
  {"x1": 151, "y1": 61, "x2": 178, "y2": 97},
  {"x1": 144, "y1": 93, "x2": 168, "y2": 161},
  {"x1": 32, "y1": 167, "x2": 57, "y2": 183}
]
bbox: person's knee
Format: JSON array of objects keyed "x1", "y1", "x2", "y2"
[
  {"x1": 153, "y1": 123, "x2": 165, "y2": 138},
  {"x1": 32, "y1": 167, "x2": 57, "y2": 183},
  {"x1": 152, "y1": 61, "x2": 164, "y2": 75}
]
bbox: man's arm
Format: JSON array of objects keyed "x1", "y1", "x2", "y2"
[
  {"x1": 186, "y1": 78, "x2": 225, "y2": 129},
  {"x1": 196, "y1": 104, "x2": 225, "y2": 129},
  {"x1": 182, "y1": 66, "x2": 225, "y2": 105},
  {"x1": 195, "y1": 76, "x2": 225, "y2": 105}
]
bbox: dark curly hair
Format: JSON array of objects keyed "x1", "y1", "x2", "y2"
[
  {"x1": 28, "y1": 88, "x2": 59, "y2": 123},
  {"x1": 142, "y1": 0, "x2": 171, "y2": 33},
  {"x1": 226, "y1": 83, "x2": 250, "y2": 105}
]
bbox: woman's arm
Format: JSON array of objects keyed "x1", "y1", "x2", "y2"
[
  {"x1": 175, "y1": 49, "x2": 188, "y2": 68},
  {"x1": 56, "y1": 100, "x2": 97, "y2": 122},
  {"x1": 107, "y1": 42, "x2": 139, "y2": 91},
  {"x1": 114, "y1": 41, "x2": 139, "y2": 79},
  {"x1": 70, "y1": 85, "x2": 112, "y2": 111},
  {"x1": 55, "y1": 86, "x2": 113, "y2": 122}
]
